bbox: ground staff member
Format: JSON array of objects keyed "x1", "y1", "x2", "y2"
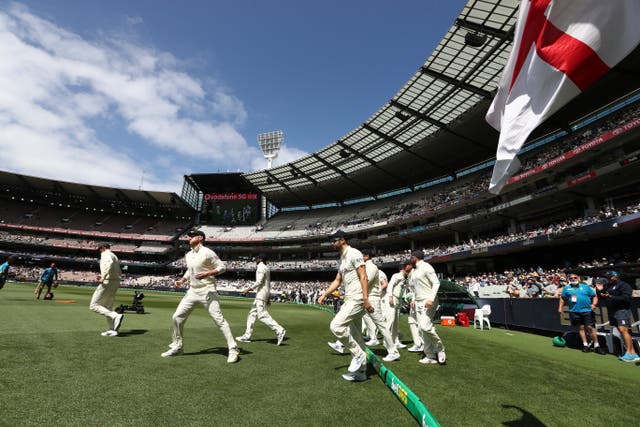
[
  {"x1": 409, "y1": 250, "x2": 446, "y2": 365},
  {"x1": 161, "y1": 229, "x2": 240, "y2": 363},
  {"x1": 89, "y1": 243, "x2": 124, "y2": 337},
  {"x1": 0, "y1": 255, "x2": 14, "y2": 290},
  {"x1": 236, "y1": 254, "x2": 286, "y2": 346},
  {"x1": 558, "y1": 274, "x2": 604, "y2": 354},
  {"x1": 597, "y1": 271, "x2": 638, "y2": 362},
  {"x1": 318, "y1": 230, "x2": 374, "y2": 382},
  {"x1": 35, "y1": 262, "x2": 58, "y2": 299}
]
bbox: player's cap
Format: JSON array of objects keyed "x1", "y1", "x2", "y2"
[
  {"x1": 410, "y1": 250, "x2": 424, "y2": 260},
  {"x1": 605, "y1": 271, "x2": 619, "y2": 277},
  {"x1": 256, "y1": 253, "x2": 268, "y2": 261},
  {"x1": 186, "y1": 229, "x2": 206, "y2": 239},
  {"x1": 329, "y1": 230, "x2": 347, "y2": 242},
  {"x1": 399, "y1": 259, "x2": 412, "y2": 268},
  {"x1": 361, "y1": 248, "x2": 373, "y2": 257},
  {"x1": 96, "y1": 242, "x2": 111, "y2": 250}
]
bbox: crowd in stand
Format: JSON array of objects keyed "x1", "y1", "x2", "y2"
[{"x1": 285, "y1": 102, "x2": 640, "y2": 235}]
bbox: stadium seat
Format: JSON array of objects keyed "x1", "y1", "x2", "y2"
[
  {"x1": 596, "y1": 321, "x2": 625, "y2": 355},
  {"x1": 473, "y1": 305, "x2": 491, "y2": 330}
]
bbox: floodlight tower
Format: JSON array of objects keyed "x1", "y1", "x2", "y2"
[
  {"x1": 257, "y1": 130, "x2": 283, "y2": 222},
  {"x1": 257, "y1": 130, "x2": 283, "y2": 169}
]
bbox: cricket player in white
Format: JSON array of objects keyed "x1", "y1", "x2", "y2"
[
  {"x1": 90, "y1": 243, "x2": 124, "y2": 337},
  {"x1": 236, "y1": 254, "x2": 286, "y2": 345},
  {"x1": 319, "y1": 230, "x2": 374, "y2": 382},
  {"x1": 386, "y1": 261, "x2": 413, "y2": 349},
  {"x1": 363, "y1": 262, "x2": 387, "y2": 346},
  {"x1": 161, "y1": 230, "x2": 240, "y2": 363},
  {"x1": 361, "y1": 252, "x2": 400, "y2": 362},
  {"x1": 409, "y1": 250, "x2": 445, "y2": 365}
]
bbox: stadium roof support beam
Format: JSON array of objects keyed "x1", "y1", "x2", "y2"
[
  {"x1": 336, "y1": 141, "x2": 413, "y2": 189},
  {"x1": 389, "y1": 100, "x2": 495, "y2": 154},
  {"x1": 454, "y1": 18, "x2": 513, "y2": 41},
  {"x1": 288, "y1": 165, "x2": 343, "y2": 201},
  {"x1": 311, "y1": 153, "x2": 376, "y2": 200},
  {"x1": 362, "y1": 124, "x2": 455, "y2": 178},
  {"x1": 264, "y1": 170, "x2": 311, "y2": 207},
  {"x1": 420, "y1": 66, "x2": 493, "y2": 99}
]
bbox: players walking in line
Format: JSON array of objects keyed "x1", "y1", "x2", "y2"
[
  {"x1": 161, "y1": 230, "x2": 240, "y2": 363},
  {"x1": 318, "y1": 230, "x2": 374, "y2": 381},
  {"x1": 409, "y1": 250, "x2": 446, "y2": 365},
  {"x1": 89, "y1": 243, "x2": 124, "y2": 337},
  {"x1": 236, "y1": 254, "x2": 286, "y2": 345},
  {"x1": 386, "y1": 260, "x2": 413, "y2": 349},
  {"x1": 360, "y1": 250, "x2": 400, "y2": 362},
  {"x1": 0, "y1": 255, "x2": 14, "y2": 290},
  {"x1": 35, "y1": 262, "x2": 58, "y2": 299}
]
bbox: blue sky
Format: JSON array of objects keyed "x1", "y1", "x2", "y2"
[{"x1": 0, "y1": 0, "x2": 467, "y2": 192}]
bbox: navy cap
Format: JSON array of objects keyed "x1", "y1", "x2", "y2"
[
  {"x1": 410, "y1": 250, "x2": 424, "y2": 259},
  {"x1": 329, "y1": 230, "x2": 347, "y2": 242},
  {"x1": 361, "y1": 248, "x2": 373, "y2": 257},
  {"x1": 187, "y1": 229, "x2": 206, "y2": 239},
  {"x1": 605, "y1": 271, "x2": 619, "y2": 277}
]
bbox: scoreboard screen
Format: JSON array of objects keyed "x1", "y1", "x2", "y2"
[{"x1": 201, "y1": 192, "x2": 260, "y2": 225}]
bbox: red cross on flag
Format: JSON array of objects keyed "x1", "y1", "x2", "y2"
[{"x1": 486, "y1": 0, "x2": 640, "y2": 194}]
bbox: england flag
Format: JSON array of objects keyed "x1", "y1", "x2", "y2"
[{"x1": 486, "y1": 0, "x2": 640, "y2": 194}]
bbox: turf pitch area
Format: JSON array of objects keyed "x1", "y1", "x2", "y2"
[{"x1": 1, "y1": 284, "x2": 639, "y2": 426}]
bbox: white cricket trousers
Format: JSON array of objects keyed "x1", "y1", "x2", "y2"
[
  {"x1": 415, "y1": 299, "x2": 444, "y2": 357},
  {"x1": 89, "y1": 281, "x2": 120, "y2": 329},
  {"x1": 408, "y1": 305, "x2": 424, "y2": 347},
  {"x1": 243, "y1": 299, "x2": 284, "y2": 337},
  {"x1": 386, "y1": 304, "x2": 401, "y2": 344},
  {"x1": 169, "y1": 289, "x2": 236, "y2": 350},
  {"x1": 329, "y1": 299, "x2": 366, "y2": 360},
  {"x1": 363, "y1": 296, "x2": 398, "y2": 355}
]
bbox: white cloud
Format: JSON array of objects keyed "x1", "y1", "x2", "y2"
[{"x1": 0, "y1": 3, "x2": 261, "y2": 191}]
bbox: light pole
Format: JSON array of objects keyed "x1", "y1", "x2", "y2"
[
  {"x1": 257, "y1": 130, "x2": 283, "y2": 169},
  {"x1": 257, "y1": 130, "x2": 283, "y2": 221}
]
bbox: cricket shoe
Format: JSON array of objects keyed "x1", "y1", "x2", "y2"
[
  {"x1": 227, "y1": 347, "x2": 240, "y2": 363},
  {"x1": 407, "y1": 344, "x2": 424, "y2": 353},
  {"x1": 348, "y1": 352, "x2": 367, "y2": 373},
  {"x1": 594, "y1": 346, "x2": 606, "y2": 355},
  {"x1": 327, "y1": 340, "x2": 345, "y2": 354},
  {"x1": 437, "y1": 351, "x2": 447, "y2": 365},
  {"x1": 276, "y1": 329, "x2": 286, "y2": 346},
  {"x1": 382, "y1": 352, "x2": 400, "y2": 362},
  {"x1": 365, "y1": 338, "x2": 380, "y2": 346},
  {"x1": 395, "y1": 341, "x2": 407, "y2": 349},
  {"x1": 418, "y1": 357, "x2": 438, "y2": 365},
  {"x1": 113, "y1": 313, "x2": 124, "y2": 332},
  {"x1": 100, "y1": 330, "x2": 118, "y2": 337},
  {"x1": 161, "y1": 347, "x2": 183, "y2": 357},
  {"x1": 341, "y1": 368, "x2": 366, "y2": 382},
  {"x1": 235, "y1": 336, "x2": 251, "y2": 343}
]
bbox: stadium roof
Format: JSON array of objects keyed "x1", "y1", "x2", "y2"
[
  {"x1": 243, "y1": 0, "x2": 640, "y2": 208},
  {"x1": 0, "y1": 169, "x2": 187, "y2": 208}
]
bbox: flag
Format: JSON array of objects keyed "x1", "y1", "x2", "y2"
[{"x1": 486, "y1": 0, "x2": 640, "y2": 194}]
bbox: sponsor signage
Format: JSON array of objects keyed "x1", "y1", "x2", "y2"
[{"x1": 203, "y1": 193, "x2": 259, "y2": 201}]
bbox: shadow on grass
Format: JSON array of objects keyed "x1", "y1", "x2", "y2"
[
  {"x1": 501, "y1": 404, "x2": 546, "y2": 427},
  {"x1": 184, "y1": 347, "x2": 254, "y2": 357},
  {"x1": 117, "y1": 329, "x2": 148, "y2": 337},
  {"x1": 243, "y1": 337, "x2": 289, "y2": 346}
]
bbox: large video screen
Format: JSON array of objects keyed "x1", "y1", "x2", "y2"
[{"x1": 201, "y1": 193, "x2": 260, "y2": 225}]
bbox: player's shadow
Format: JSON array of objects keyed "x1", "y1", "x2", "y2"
[
  {"x1": 117, "y1": 329, "x2": 148, "y2": 337},
  {"x1": 184, "y1": 347, "x2": 254, "y2": 357},
  {"x1": 501, "y1": 404, "x2": 546, "y2": 426},
  {"x1": 249, "y1": 337, "x2": 289, "y2": 346}
]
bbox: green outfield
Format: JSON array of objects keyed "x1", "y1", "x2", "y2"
[{"x1": 1, "y1": 283, "x2": 639, "y2": 426}]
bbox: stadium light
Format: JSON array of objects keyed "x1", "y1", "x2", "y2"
[{"x1": 257, "y1": 130, "x2": 283, "y2": 169}]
